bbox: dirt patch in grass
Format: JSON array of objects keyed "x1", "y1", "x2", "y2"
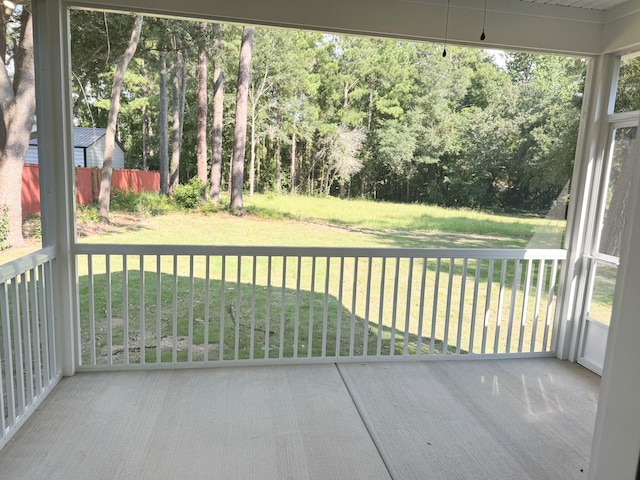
[{"x1": 77, "y1": 213, "x2": 145, "y2": 238}]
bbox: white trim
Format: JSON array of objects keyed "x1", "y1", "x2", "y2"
[
  {"x1": 75, "y1": 351, "x2": 557, "y2": 372},
  {"x1": 0, "y1": 247, "x2": 56, "y2": 283},
  {"x1": 588, "y1": 95, "x2": 640, "y2": 480},
  {"x1": 602, "y1": 0, "x2": 640, "y2": 53},
  {"x1": 73, "y1": 243, "x2": 568, "y2": 260},
  {"x1": 32, "y1": 0, "x2": 78, "y2": 377},
  {"x1": 555, "y1": 55, "x2": 617, "y2": 361},
  {"x1": 64, "y1": 0, "x2": 606, "y2": 55}
]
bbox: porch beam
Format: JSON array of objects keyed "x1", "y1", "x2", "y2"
[
  {"x1": 66, "y1": 0, "x2": 604, "y2": 55},
  {"x1": 602, "y1": 0, "x2": 640, "y2": 53},
  {"x1": 32, "y1": 0, "x2": 78, "y2": 376}
]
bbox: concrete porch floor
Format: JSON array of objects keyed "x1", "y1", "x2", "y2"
[{"x1": 0, "y1": 358, "x2": 599, "y2": 479}]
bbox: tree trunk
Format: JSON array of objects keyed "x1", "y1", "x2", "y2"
[
  {"x1": 601, "y1": 134, "x2": 636, "y2": 256},
  {"x1": 146, "y1": 107, "x2": 155, "y2": 166},
  {"x1": 249, "y1": 109, "x2": 256, "y2": 195},
  {"x1": 290, "y1": 131, "x2": 297, "y2": 195},
  {"x1": 140, "y1": 58, "x2": 149, "y2": 171},
  {"x1": 209, "y1": 24, "x2": 223, "y2": 205},
  {"x1": 170, "y1": 42, "x2": 185, "y2": 192},
  {"x1": 0, "y1": 10, "x2": 6, "y2": 61},
  {"x1": 343, "y1": 81, "x2": 350, "y2": 109},
  {"x1": 98, "y1": 15, "x2": 143, "y2": 223},
  {"x1": 196, "y1": 22, "x2": 208, "y2": 186},
  {"x1": 0, "y1": 9, "x2": 35, "y2": 248},
  {"x1": 367, "y1": 74, "x2": 375, "y2": 133},
  {"x1": 159, "y1": 51, "x2": 170, "y2": 194},
  {"x1": 230, "y1": 26, "x2": 254, "y2": 214},
  {"x1": 256, "y1": 136, "x2": 262, "y2": 191},
  {"x1": 275, "y1": 132, "x2": 282, "y2": 192},
  {"x1": 141, "y1": 103, "x2": 147, "y2": 170}
]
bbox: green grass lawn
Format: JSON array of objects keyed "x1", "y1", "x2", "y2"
[
  {"x1": 72, "y1": 193, "x2": 566, "y2": 249},
  {"x1": 2, "y1": 194, "x2": 574, "y2": 365}
]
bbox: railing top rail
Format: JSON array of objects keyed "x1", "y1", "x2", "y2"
[
  {"x1": 74, "y1": 243, "x2": 567, "y2": 260},
  {"x1": 0, "y1": 246, "x2": 56, "y2": 283}
]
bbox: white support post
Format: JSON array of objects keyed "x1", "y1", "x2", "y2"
[
  {"x1": 32, "y1": 0, "x2": 78, "y2": 376},
  {"x1": 588, "y1": 90, "x2": 640, "y2": 480},
  {"x1": 553, "y1": 54, "x2": 617, "y2": 361}
]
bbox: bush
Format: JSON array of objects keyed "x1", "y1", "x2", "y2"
[
  {"x1": 110, "y1": 188, "x2": 139, "y2": 212},
  {"x1": 76, "y1": 204, "x2": 100, "y2": 224},
  {"x1": 23, "y1": 214, "x2": 42, "y2": 240},
  {"x1": 0, "y1": 205, "x2": 9, "y2": 250},
  {"x1": 137, "y1": 192, "x2": 173, "y2": 216},
  {"x1": 172, "y1": 178, "x2": 205, "y2": 210}
]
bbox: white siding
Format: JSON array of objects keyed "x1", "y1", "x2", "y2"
[
  {"x1": 73, "y1": 148, "x2": 85, "y2": 167},
  {"x1": 25, "y1": 146, "x2": 39, "y2": 164},
  {"x1": 26, "y1": 145, "x2": 90, "y2": 167},
  {"x1": 85, "y1": 143, "x2": 101, "y2": 168},
  {"x1": 85, "y1": 136, "x2": 124, "y2": 169}
]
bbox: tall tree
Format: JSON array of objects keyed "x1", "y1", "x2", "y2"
[
  {"x1": 248, "y1": 33, "x2": 273, "y2": 195},
  {"x1": 98, "y1": 15, "x2": 143, "y2": 223},
  {"x1": 230, "y1": 26, "x2": 254, "y2": 214},
  {"x1": 169, "y1": 36, "x2": 186, "y2": 192},
  {"x1": 158, "y1": 50, "x2": 170, "y2": 194},
  {"x1": 196, "y1": 22, "x2": 209, "y2": 185},
  {"x1": 209, "y1": 24, "x2": 224, "y2": 204},
  {"x1": 0, "y1": 5, "x2": 35, "y2": 247},
  {"x1": 317, "y1": 124, "x2": 365, "y2": 197}
]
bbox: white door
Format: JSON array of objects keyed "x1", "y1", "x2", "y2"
[{"x1": 577, "y1": 123, "x2": 638, "y2": 374}]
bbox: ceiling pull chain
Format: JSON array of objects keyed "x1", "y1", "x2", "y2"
[
  {"x1": 443, "y1": 0, "x2": 450, "y2": 57},
  {"x1": 481, "y1": 0, "x2": 488, "y2": 41}
]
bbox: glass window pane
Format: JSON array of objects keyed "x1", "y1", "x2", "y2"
[
  {"x1": 598, "y1": 126, "x2": 637, "y2": 257},
  {"x1": 588, "y1": 263, "x2": 617, "y2": 326},
  {"x1": 614, "y1": 54, "x2": 640, "y2": 113}
]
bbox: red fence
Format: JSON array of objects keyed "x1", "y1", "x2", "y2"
[{"x1": 22, "y1": 165, "x2": 160, "y2": 218}]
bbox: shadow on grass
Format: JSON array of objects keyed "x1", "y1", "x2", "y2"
[{"x1": 78, "y1": 270, "x2": 458, "y2": 366}]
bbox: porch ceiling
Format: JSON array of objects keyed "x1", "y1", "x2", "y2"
[
  {"x1": 66, "y1": 0, "x2": 640, "y2": 56},
  {"x1": 0, "y1": 359, "x2": 599, "y2": 479},
  {"x1": 523, "y1": 0, "x2": 631, "y2": 11}
]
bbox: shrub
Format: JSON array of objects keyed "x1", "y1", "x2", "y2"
[
  {"x1": 0, "y1": 205, "x2": 9, "y2": 250},
  {"x1": 137, "y1": 192, "x2": 173, "y2": 216},
  {"x1": 76, "y1": 204, "x2": 101, "y2": 224},
  {"x1": 110, "y1": 188, "x2": 139, "y2": 212},
  {"x1": 23, "y1": 214, "x2": 42, "y2": 240},
  {"x1": 172, "y1": 177, "x2": 205, "y2": 210}
]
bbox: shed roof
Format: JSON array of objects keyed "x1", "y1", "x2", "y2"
[{"x1": 29, "y1": 127, "x2": 123, "y2": 150}]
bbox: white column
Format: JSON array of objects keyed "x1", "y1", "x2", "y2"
[
  {"x1": 32, "y1": 0, "x2": 77, "y2": 376},
  {"x1": 554, "y1": 54, "x2": 616, "y2": 360},
  {"x1": 589, "y1": 81, "x2": 640, "y2": 480},
  {"x1": 588, "y1": 112, "x2": 640, "y2": 478}
]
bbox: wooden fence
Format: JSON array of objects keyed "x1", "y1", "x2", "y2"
[{"x1": 21, "y1": 165, "x2": 160, "y2": 218}]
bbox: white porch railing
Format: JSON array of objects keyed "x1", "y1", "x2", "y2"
[
  {"x1": 75, "y1": 245, "x2": 566, "y2": 369},
  {"x1": 0, "y1": 247, "x2": 60, "y2": 449}
]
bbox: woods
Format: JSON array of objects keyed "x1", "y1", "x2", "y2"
[
  {"x1": 67, "y1": 12, "x2": 588, "y2": 216},
  {"x1": 6, "y1": 8, "x2": 640, "y2": 245}
]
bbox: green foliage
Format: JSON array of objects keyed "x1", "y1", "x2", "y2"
[
  {"x1": 110, "y1": 188, "x2": 140, "y2": 212},
  {"x1": 109, "y1": 189, "x2": 175, "y2": 216},
  {"x1": 77, "y1": 204, "x2": 101, "y2": 224},
  {"x1": 614, "y1": 56, "x2": 640, "y2": 113},
  {"x1": 136, "y1": 192, "x2": 174, "y2": 216},
  {"x1": 0, "y1": 205, "x2": 9, "y2": 250},
  {"x1": 23, "y1": 215, "x2": 42, "y2": 241},
  {"x1": 172, "y1": 177, "x2": 206, "y2": 210},
  {"x1": 69, "y1": 11, "x2": 587, "y2": 215}
]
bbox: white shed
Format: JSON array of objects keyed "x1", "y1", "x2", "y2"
[{"x1": 26, "y1": 127, "x2": 125, "y2": 169}]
